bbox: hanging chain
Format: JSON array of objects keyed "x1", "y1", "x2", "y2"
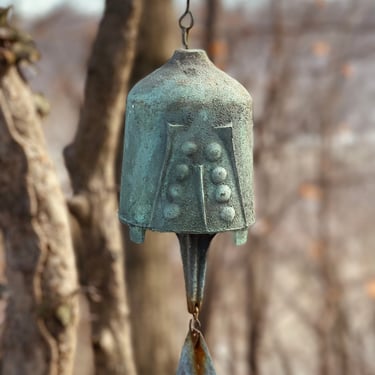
[{"x1": 178, "y1": 0, "x2": 194, "y2": 49}]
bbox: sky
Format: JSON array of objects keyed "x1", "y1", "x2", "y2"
[{"x1": 1, "y1": 0, "x2": 252, "y2": 18}]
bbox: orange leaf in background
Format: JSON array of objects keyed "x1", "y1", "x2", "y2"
[
  {"x1": 365, "y1": 280, "x2": 375, "y2": 299},
  {"x1": 315, "y1": 0, "x2": 326, "y2": 8},
  {"x1": 341, "y1": 63, "x2": 354, "y2": 78},
  {"x1": 308, "y1": 240, "x2": 324, "y2": 260},
  {"x1": 250, "y1": 218, "x2": 271, "y2": 236},
  {"x1": 312, "y1": 41, "x2": 331, "y2": 57},
  {"x1": 209, "y1": 40, "x2": 228, "y2": 59},
  {"x1": 335, "y1": 122, "x2": 352, "y2": 135},
  {"x1": 208, "y1": 40, "x2": 228, "y2": 70},
  {"x1": 299, "y1": 183, "x2": 323, "y2": 201}
]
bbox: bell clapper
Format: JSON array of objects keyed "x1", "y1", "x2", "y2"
[
  {"x1": 177, "y1": 318, "x2": 217, "y2": 375},
  {"x1": 177, "y1": 288, "x2": 217, "y2": 374},
  {"x1": 177, "y1": 233, "x2": 214, "y2": 316}
]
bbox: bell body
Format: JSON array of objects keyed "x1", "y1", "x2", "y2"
[{"x1": 119, "y1": 49, "x2": 255, "y2": 245}]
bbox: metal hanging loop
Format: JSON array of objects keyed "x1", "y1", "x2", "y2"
[
  {"x1": 189, "y1": 305, "x2": 201, "y2": 335},
  {"x1": 178, "y1": 0, "x2": 194, "y2": 49}
]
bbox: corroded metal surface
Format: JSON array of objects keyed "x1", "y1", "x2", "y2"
[
  {"x1": 178, "y1": 234, "x2": 213, "y2": 314},
  {"x1": 176, "y1": 328, "x2": 216, "y2": 375},
  {"x1": 119, "y1": 48, "x2": 255, "y2": 374},
  {"x1": 119, "y1": 49, "x2": 255, "y2": 246}
]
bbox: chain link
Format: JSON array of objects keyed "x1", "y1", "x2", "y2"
[{"x1": 178, "y1": 0, "x2": 194, "y2": 49}]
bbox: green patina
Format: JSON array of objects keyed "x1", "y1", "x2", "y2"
[{"x1": 119, "y1": 49, "x2": 255, "y2": 246}]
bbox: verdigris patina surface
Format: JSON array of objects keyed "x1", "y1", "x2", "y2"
[
  {"x1": 119, "y1": 48, "x2": 255, "y2": 374},
  {"x1": 119, "y1": 49, "x2": 255, "y2": 246}
]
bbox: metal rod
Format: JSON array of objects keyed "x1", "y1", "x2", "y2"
[{"x1": 177, "y1": 233, "x2": 214, "y2": 315}]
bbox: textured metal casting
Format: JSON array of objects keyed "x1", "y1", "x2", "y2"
[
  {"x1": 119, "y1": 48, "x2": 255, "y2": 375},
  {"x1": 119, "y1": 49, "x2": 255, "y2": 246},
  {"x1": 176, "y1": 327, "x2": 216, "y2": 375},
  {"x1": 178, "y1": 234, "x2": 213, "y2": 314}
]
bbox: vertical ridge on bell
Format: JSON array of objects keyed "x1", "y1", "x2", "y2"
[
  {"x1": 178, "y1": 234, "x2": 214, "y2": 314},
  {"x1": 196, "y1": 164, "x2": 208, "y2": 230}
]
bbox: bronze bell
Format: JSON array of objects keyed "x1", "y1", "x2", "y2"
[
  {"x1": 119, "y1": 49, "x2": 255, "y2": 246},
  {"x1": 119, "y1": 49, "x2": 255, "y2": 373}
]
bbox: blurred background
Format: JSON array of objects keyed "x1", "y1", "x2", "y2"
[{"x1": 1, "y1": 0, "x2": 375, "y2": 374}]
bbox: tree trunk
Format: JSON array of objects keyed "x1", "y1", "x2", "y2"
[
  {"x1": 130, "y1": 0, "x2": 178, "y2": 87},
  {"x1": 119, "y1": 1, "x2": 184, "y2": 374},
  {"x1": 0, "y1": 66, "x2": 79, "y2": 374},
  {"x1": 64, "y1": 0, "x2": 142, "y2": 374}
]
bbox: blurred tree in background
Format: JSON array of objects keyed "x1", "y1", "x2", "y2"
[
  {"x1": 1, "y1": 0, "x2": 375, "y2": 375},
  {"x1": 0, "y1": 6, "x2": 79, "y2": 375}
]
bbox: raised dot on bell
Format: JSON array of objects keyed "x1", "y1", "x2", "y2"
[
  {"x1": 215, "y1": 185, "x2": 231, "y2": 203},
  {"x1": 211, "y1": 167, "x2": 227, "y2": 184},
  {"x1": 175, "y1": 164, "x2": 190, "y2": 181},
  {"x1": 220, "y1": 206, "x2": 236, "y2": 222},
  {"x1": 163, "y1": 203, "x2": 180, "y2": 219},
  {"x1": 168, "y1": 184, "x2": 182, "y2": 200},
  {"x1": 181, "y1": 141, "x2": 198, "y2": 156},
  {"x1": 206, "y1": 142, "x2": 222, "y2": 161}
]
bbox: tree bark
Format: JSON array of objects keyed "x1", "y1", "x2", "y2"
[
  {"x1": 64, "y1": 0, "x2": 142, "y2": 374},
  {"x1": 0, "y1": 66, "x2": 79, "y2": 375}
]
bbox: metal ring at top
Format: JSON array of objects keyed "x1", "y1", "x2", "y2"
[
  {"x1": 189, "y1": 317, "x2": 201, "y2": 334},
  {"x1": 178, "y1": 0, "x2": 194, "y2": 49}
]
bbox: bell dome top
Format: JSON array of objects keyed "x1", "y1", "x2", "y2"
[{"x1": 128, "y1": 49, "x2": 252, "y2": 106}]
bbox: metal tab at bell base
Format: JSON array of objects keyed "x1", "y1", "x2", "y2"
[{"x1": 176, "y1": 329, "x2": 216, "y2": 375}]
